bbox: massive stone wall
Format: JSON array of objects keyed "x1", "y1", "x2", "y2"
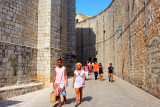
[
  {"x1": 67, "y1": 0, "x2": 76, "y2": 72},
  {"x1": 37, "y1": 0, "x2": 52, "y2": 84},
  {"x1": 37, "y1": 0, "x2": 76, "y2": 84},
  {"x1": 0, "y1": 0, "x2": 76, "y2": 87},
  {"x1": 76, "y1": 0, "x2": 160, "y2": 98},
  {"x1": 0, "y1": 0, "x2": 38, "y2": 87}
]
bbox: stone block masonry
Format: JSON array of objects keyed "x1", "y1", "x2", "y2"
[
  {"x1": 0, "y1": 0, "x2": 38, "y2": 87},
  {"x1": 0, "y1": 0, "x2": 76, "y2": 88},
  {"x1": 0, "y1": 83, "x2": 44, "y2": 100},
  {"x1": 37, "y1": 0, "x2": 76, "y2": 84},
  {"x1": 37, "y1": 0, "x2": 52, "y2": 84},
  {"x1": 67, "y1": 0, "x2": 76, "y2": 72},
  {"x1": 0, "y1": 42, "x2": 37, "y2": 87},
  {"x1": 76, "y1": 0, "x2": 160, "y2": 98}
]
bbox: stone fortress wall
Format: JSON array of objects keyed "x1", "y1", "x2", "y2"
[
  {"x1": 0, "y1": 0, "x2": 76, "y2": 87},
  {"x1": 76, "y1": 0, "x2": 160, "y2": 98},
  {"x1": 0, "y1": 0, "x2": 38, "y2": 87}
]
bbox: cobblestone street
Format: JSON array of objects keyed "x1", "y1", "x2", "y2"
[{"x1": 0, "y1": 72, "x2": 160, "y2": 107}]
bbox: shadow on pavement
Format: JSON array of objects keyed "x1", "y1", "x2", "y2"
[
  {"x1": 101, "y1": 79, "x2": 106, "y2": 81},
  {"x1": 86, "y1": 78, "x2": 92, "y2": 80},
  {"x1": 53, "y1": 103, "x2": 59, "y2": 107},
  {"x1": 82, "y1": 96, "x2": 92, "y2": 102},
  {"x1": 0, "y1": 100, "x2": 23, "y2": 107},
  {"x1": 53, "y1": 98, "x2": 76, "y2": 107},
  {"x1": 111, "y1": 80, "x2": 115, "y2": 82},
  {"x1": 88, "y1": 73, "x2": 93, "y2": 75},
  {"x1": 53, "y1": 96, "x2": 92, "y2": 107},
  {"x1": 66, "y1": 97, "x2": 76, "y2": 104}
]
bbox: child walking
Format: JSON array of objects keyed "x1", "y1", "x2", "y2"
[{"x1": 108, "y1": 63, "x2": 114, "y2": 82}]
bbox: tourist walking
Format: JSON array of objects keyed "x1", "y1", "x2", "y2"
[
  {"x1": 86, "y1": 61, "x2": 89, "y2": 65},
  {"x1": 99, "y1": 63, "x2": 104, "y2": 81},
  {"x1": 83, "y1": 62, "x2": 89, "y2": 80},
  {"x1": 73, "y1": 63, "x2": 85, "y2": 106},
  {"x1": 53, "y1": 59, "x2": 68, "y2": 107},
  {"x1": 93, "y1": 62, "x2": 99, "y2": 80},
  {"x1": 108, "y1": 63, "x2": 114, "y2": 82},
  {"x1": 88, "y1": 62, "x2": 92, "y2": 73}
]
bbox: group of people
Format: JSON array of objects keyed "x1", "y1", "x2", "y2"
[
  {"x1": 83, "y1": 61, "x2": 114, "y2": 82},
  {"x1": 53, "y1": 59, "x2": 114, "y2": 107}
]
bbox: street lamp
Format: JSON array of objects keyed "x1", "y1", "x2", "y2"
[{"x1": 118, "y1": 27, "x2": 122, "y2": 35}]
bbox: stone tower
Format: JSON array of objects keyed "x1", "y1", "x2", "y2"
[
  {"x1": 0, "y1": 0, "x2": 76, "y2": 87},
  {"x1": 37, "y1": 0, "x2": 76, "y2": 84}
]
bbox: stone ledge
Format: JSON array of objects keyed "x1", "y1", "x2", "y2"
[{"x1": 0, "y1": 83, "x2": 44, "y2": 100}]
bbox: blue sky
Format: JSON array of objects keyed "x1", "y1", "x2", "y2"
[{"x1": 76, "y1": 0, "x2": 113, "y2": 17}]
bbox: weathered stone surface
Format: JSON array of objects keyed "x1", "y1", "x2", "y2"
[
  {"x1": 37, "y1": 0, "x2": 76, "y2": 84},
  {"x1": 0, "y1": 83, "x2": 44, "y2": 100},
  {"x1": 76, "y1": 0, "x2": 160, "y2": 98},
  {"x1": 0, "y1": 42, "x2": 37, "y2": 87},
  {"x1": 0, "y1": 0, "x2": 76, "y2": 88}
]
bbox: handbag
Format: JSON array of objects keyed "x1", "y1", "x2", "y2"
[{"x1": 50, "y1": 88, "x2": 57, "y2": 103}]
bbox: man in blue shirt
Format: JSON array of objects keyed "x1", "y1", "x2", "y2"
[{"x1": 108, "y1": 63, "x2": 114, "y2": 82}]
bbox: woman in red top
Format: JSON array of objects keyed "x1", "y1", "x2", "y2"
[{"x1": 88, "y1": 62, "x2": 92, "y2": 73}]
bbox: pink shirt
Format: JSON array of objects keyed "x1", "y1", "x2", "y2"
[
  {"x1": 84, "y1": 66, "x2": 89, "y2": 71},
  {"x1": 55, "y1": 66, "x2": 66, "y2": 84}
]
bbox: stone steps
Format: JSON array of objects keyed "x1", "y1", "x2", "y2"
[{"x1": 0, "y1": 83, "x2": 44, "y2": 100}]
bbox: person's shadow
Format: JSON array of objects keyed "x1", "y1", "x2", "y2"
[
  {"x1": 53, "y1": 96, "x2": 92, "y2": 107},
  {"x1": 101, "y1": 79, "x2": 106, "y2": 81},
  {"x1": 0, "y1": 100, "x2": 23, "y2": 107},
  {"x1": 111, "y1": 80, "x2": 115, "y2": 82},
  {"x1": 82, "y1": 96, "x2": 92, "y2": 102},
  {"x1": 86, "y1": 78, "x2": 92, "y2": 80}
]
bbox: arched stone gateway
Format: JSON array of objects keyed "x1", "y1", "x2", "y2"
[{"x1": 147, "y1": 36, "x2": 160, "y2": 97}]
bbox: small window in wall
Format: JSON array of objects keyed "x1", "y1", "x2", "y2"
[{"x1": 76, "y1": 19, "x2": 79, "y2": 23}]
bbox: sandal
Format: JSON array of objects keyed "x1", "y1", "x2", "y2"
[
  {"x1": 57, "y1": 104, "x2": 61, "y2": 107},
  {"x1": 75, "y1": 104, "x2": 78, "y2": 107}
]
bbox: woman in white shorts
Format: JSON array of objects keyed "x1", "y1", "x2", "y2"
[{"x1": 73, "y1": 62, "x2": 85, "y2": 106}]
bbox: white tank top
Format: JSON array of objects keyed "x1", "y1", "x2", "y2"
[{"x1": 55, "y1": 66, "x2": 66, "y2": 84}]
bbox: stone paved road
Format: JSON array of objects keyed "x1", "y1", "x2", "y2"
[{"x1": 0, "y1": 73, "x2": 160, "y2": 107}]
